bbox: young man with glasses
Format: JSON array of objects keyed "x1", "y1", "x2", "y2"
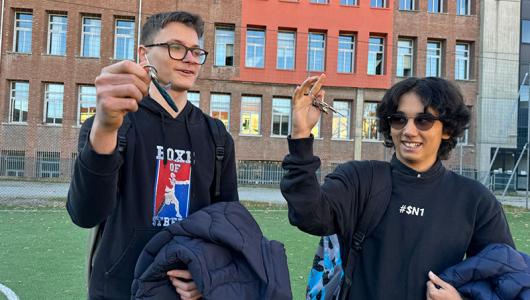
[
  {"x1": 67, "y1": 11, "x2": 238, "y2": 300},
  {"x1": 281, "y1": 76, "x2": 514, "y2": 300}
]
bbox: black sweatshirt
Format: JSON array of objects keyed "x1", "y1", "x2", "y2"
[
  {"x1": 280, "y1": 136, "x2": 514, "y2": 300},
  {"x1": 67, "y1": 96, "x2": 239, "y2": 300}
]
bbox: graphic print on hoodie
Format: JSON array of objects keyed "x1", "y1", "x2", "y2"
[{"x1": 152, "y1": 146, "x2": 192, "y2": 227}]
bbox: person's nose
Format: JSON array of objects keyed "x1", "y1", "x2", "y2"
[
  {"x1": 182, "y1": 50, "x2": 197, "y2": 64},
  {"x1": 402, "y1": 118, "x2": 419, "y2": 136}
]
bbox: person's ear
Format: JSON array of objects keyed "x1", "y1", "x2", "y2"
[
  {"x1": 138, "y1": 46, "x2": 148, "y2": 64},
  {"x1": 442, "y1": 129, "x2": 450, "y2": 140}
]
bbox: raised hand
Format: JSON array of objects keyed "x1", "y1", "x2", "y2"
[{"x1": 291, "y1": 74, "x2": 326, "y2": 139}]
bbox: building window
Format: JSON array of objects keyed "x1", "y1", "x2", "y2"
[
  {"x1": 397, "y1": 39, "x2": 413, "y2": 77},
  {"x1": 456, "y1": 0, "x2": 470, "y2": 16},
  {"x1": 0, "y1": 150, "x2": 25, "y2": 177},
  {"x1": 455, "y1": 43, "x2": 470, "y2": 80},
  {"x1": 307, "y1": 33, "x2": 325, "y2": 72},
  {"x1": 277, "y1": 31, "x2": 295, "y2": 70},
  {"x1": 13, "y1": 12, "x2": 32, "y2": 53},
  {"x1": 367, "y1": 36, "x2": 384, "y2": 75},
  {"x1": 187, "y1": 91, "x2": 200, "y2": 107},
  {"x1": 78, "y1": 85, "x2": 96, "y2": 125},
  {"x1": 426, "y1": 41, "x2": 442, "y2": 77},
  {"x1": 428, "y1": 0, "x2": 444, "y2": 13},
  {"x1": 371, "y1": 0, "x2": 387, "y2": 8},
  {"x1": 337, "y1": 34, "x2": 355, "y2": 73},
  {"x1": 310, "y1": 0, "x2": 328, "y2": 3},
  {"x1": 399, "y1": 0, "x2": 415, "y2": 10},
  {"x1": 114, "y1": 19, "x2": 135, "y2": 60},
  {"x1": 340, "y1": 0, "x2": 357, "y2": 5},
  {"x1": 332, "y1": 101, "x2": 351, "y2": 140},
  {"x1": 81, "y1": 17, "x2": 101, "y2": 57},
  {"x1": 522, "y1": 20, "x2": 530, "y2": 44},
  {"x1": 36, "y1": 152, "x2": 60, "y2": 178},
  {"x1": 272, "y1": 97, "x2": 291, "y2": 137},
  {"x1": 458, "y1": 129, "x2": 469, "y2": 145},
  {"x1": 47, "y1": 15, "x2": 67, "y2": 55},
  {"x1": 210, "y1": 94, "x2": 231, "y2": 129},
  {"x1": 240, "y1": 96, "x2": 261, "y2": 135},
  {"x1": 9, "y1": 81, "x2": 29, "y2": 123},
  {"x1": 44, "y1": 83, "x2": 64, "y2": 124},
  {"x1": 215, "y1": 26, "x2": 235, "y2": 66},
  {"x1": 362, "y1": 102, "x2": 380, "y2": 140},
  {"x1": 312, "y1": 118, "x2": 321, "y2": 138},
  {"x1": 245, "y1": 28, "x2": 265, "y2": 68}
]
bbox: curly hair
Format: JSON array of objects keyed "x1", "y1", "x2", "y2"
[
  {"x1": 140, "y1": 11, "x2": 204, "y2": 45},
  {"x1": 376, "y1": 77, "x2": 470, "y2": 160}
]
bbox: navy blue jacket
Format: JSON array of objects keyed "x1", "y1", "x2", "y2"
[
  {"x1": 440, "y1": 243, "x2": 530, "y2": 300},
  {"x1": 131, "y1": 201, "x2": 292, "y2": 300}
]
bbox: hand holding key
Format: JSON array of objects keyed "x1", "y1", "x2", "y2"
[{"x1": 291, "y1": 74, "x2": 327, "y2": 139}]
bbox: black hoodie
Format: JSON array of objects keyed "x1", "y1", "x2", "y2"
[{"x1": 67, "y1": 96, "x2": 239, "y2": 300}]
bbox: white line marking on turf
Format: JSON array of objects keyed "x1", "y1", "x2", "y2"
[{"x1": 0, "y1": 283, "x2": 19, "y2": 300}]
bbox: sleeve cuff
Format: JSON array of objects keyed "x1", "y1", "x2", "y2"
[
  {"x1": 287, "y1": 134, "x2": 315, "y2": 161},
  {"x1": 79, "y1": 133, "x2": 122, "y2": 175}
]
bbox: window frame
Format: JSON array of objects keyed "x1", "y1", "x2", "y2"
[
  {"x1": 399, "y1": 0, "x2": 415, "y2": 10},
  {"x1": 428, "y1": 0, "x2": 444, "y2": 13},
  {"x1": 210, "y1": 93, "x2": 231, "y2": 130},
  {"x1": 36, "y1": 151, "x2": 61, "y2": 178},
  {"x1": 426, "y1": 40, "x2": 442, "y2": 77},
  {"x1": 187, "y1": 91, "x2": 200, "y2": 108},
  {"x1": 80, "y1": 16, "x2": 102, "y2": 58},
  {"x1": 77, "y1": 85, "x2": 97, "y2": 125},
  {"x1": 43, "y1": 83, "x2": 64, "y2": 125},
  {"x1": 367, "y1": 36, "x2": 385, "y2": 75},
  {"x1": 271, "y1": 97, "x2": 291, "y2": 137},
  {"x1": 245, "y1": 28, "x2": 266, "y2": 68},
  {"x1": 397, "y1": 39, "x2": 414, "y2": 77},
  {"x1": 456, "y1": 0, "x2": 471, "y2": 16},
  {"x1": 13, "y1": 11, "x2": 33, "y2": 53},
  {"x1": 340, "y1": 0, "x2": 357, "y2": 5},
  {"x1": 240, "y1": 96, "x2": 262, "y2": 136},
  {"x1": 214, "y1": 26, "x2": 235, "y2": 67},
  {"x1": 277, "y1": 31, "x2": 296, "y2": 70},
  {"x1": 337, "y1": 34, "x2": 355, "y2": 73},
  {"x1": 455, "y1": 43, "x2": 470, "y2": 80},
  {"x1": 310, "y1": 0, "x2": 329, "y2": 3},
  {"x1": 362, "y1": 102, "x2": 381, "y2": 141},
  {"x1": 307, "y1": 32, "x2": 326, "y2": 72},
  {"x1": 371, "y1": 0, "x2": 387, "y2": 8},
  {"x1": 47, "y1": 14, "x2": 67, "y2": 56},
  {"x1": 114, "y1": 18, "x2": 135, "y2": 60},
  {"x1": 9, "y1": 81, "x2": 29, "y2": 124},
  {"x1": 331, "y1": 100, "x2": 351, "y2": 140}
]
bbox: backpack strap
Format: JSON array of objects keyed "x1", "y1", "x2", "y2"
[
  {"x1": 204, "y1": 113, "x2": 226, "y2": 201},
  {"x1": 339, "y1": 160, "x2": 392, "y2": 300}
]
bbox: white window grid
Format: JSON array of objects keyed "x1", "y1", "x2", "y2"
[
  {"x1": 340, "y1": 0, "x2": 357, "y2": 5},
  {"x1": 13, "y1": 12, "x2": 32, "y2": 53},
  {"x1": 277, "y1": 31, "x2": 295, "y2": 70},
  {"x1": 187, "y1": 91, "x2": 200, "y2": 108},
  {"x1": 371, "y1": 0, "x2": 387, "y2": 8},
  {"x1": 307, "y1": 33, "x2": 325, "y2": 72},
  {"x1": 362, "y1": 102, "x2": 380, "y2": 141},
  {"x1": 245, "y1": 29, "x2": 265, "y2": 68},
  {"x1": 47, "y1": 14, "x2": 67, "y2": 55},
  {"x1": 337, "y1": 35, "x2": 355, "y2": 73},
  {"x1": 456, "y1": 0, "x2": 470, "y2": 16},
  {"x1": 332, "y1": 101, "x2": 351, "y2": 140},
  {"x1": 215, "y1": 26, "x2": 235, "y2": 66},
  {"x1": 9, "y1": 81, "x2": 29, "y2": 123},
  {"x1": 114, "y1": 19, "x2": 135, "y2": 60},
  {"x1": 44, "y1": 83, "x2": 64, "y2": 124},
  {"x1": 426, "y1": 41, "x2": 442, "y2": 77},
  {"x1": 0, "y1": 150, "x2": 25, "y2": 177},
  {"x1": 210, "y1": 94, "x2": 231, "y2": 130},
  {"x1": 368, "y1": 36, "x2": 384, "y2": 75},
  {"x1": 78, "y1": 85, "x2": 96, "y2": 125},
  {"x1": 399, "y1": 0, "x2": 415, "y2": 10},
  {"x1": 397, "y1": 39, "x2": 413, "y2": 77},
  {"x1": 310, "y1": 0, "x2": 328, "y2": 3},
  {"x1": 81, "y1": 17, "x2": 101, "y2": 57},
  {"x1": 455, "y1": 43, "x2": 470, "y2": 80},
  {"x1": 240, "y1": 96, "x2": 261, "y2": 135},
  {"x1": 36, "y1": 151, "x2": 61, "y2": 178},
  {"x1": 428, "y1": 0, "x2": 444, "y2": 13},
  {"x1": 271, "y1": 97, "x2": 291, "y2": 137}
]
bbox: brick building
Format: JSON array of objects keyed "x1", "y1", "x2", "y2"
[{"x1": 0, "y1": 0, "x2": 485, "y2": 183}]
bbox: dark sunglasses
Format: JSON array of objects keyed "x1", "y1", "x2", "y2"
[{"x1": 387, "y1": 113, "x2": 441, "y2": 131}]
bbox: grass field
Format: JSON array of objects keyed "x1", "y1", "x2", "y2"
[{"x1": 0, "y1": 204, "x2": 528, "y2": 300}]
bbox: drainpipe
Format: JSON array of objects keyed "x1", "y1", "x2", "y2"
[
  {"x1": 0, "y1": 0, "x2": 6, "y2": 64},
  {"x1": 136, "y1": 0, "x2": 142, "y2": 63}
]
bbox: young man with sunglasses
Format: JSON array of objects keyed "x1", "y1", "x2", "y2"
[
  {"x1": 281, "y1": 76, "x2": 514, "y2": 300},
  {"x1": 67, "y1": 11, "x2": 238, "y2": 300}
]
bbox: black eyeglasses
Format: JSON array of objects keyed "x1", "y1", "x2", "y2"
[
  {"x1": 387, "y1": 113, "x2": 441, "y2": 131},
  {"x1": 144, "y1": 42, "x2": 208, "y2": 65}
]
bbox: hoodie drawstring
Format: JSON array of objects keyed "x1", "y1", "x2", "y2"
[{"x1": 160, "y1": 112, "x2": 168, "y2": 165}]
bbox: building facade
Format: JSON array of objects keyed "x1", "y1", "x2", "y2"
[{"x1": 0, "y1": 0, "x2": 489, "y2": 184}]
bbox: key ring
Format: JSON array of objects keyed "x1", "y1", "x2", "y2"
[{"x1": 142, "y1": 59, "x2": 179, "y2": 113}]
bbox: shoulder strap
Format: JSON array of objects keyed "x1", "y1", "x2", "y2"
[
  {"x1": 203, "y1": 113, "x2": 226, "y2": 201},
  {"x1": 339, "y1": 160, "x2": 392, "y2": 300}
]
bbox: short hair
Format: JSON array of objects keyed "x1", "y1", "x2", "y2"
[
  {"x1": 140, "y1": 11, "x2": 204, "y2": 45},
  {"x1": 376, "y1": 77, "x2": 471, "y2": 160}
]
